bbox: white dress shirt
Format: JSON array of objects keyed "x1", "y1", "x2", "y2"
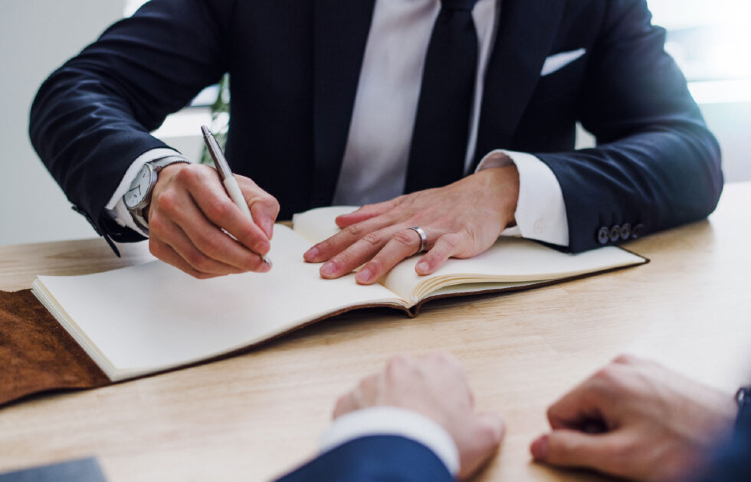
[{"x1": 107, "y1": 0, "x2": 569, "y2": 247}]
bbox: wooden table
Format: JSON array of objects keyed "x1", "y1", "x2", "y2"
[{"x1": 1, "y1": 182, "x2": 750, "y2": 482}]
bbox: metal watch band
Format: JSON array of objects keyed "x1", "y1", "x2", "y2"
[
  {"x1": 131, "y1": 156, "x2": 191, "y2": 232},
  {"x1": 149, "y1": 155, "x2": 191, "y2": 173}
]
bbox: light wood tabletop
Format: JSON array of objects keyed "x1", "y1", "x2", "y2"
[{"x1": 1, "y1": 182, "x2": 750, "y2": 482}]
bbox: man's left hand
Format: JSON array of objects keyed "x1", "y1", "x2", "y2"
[{"x1": 303, "y1": 165, "x2": 520, "y2": 284}]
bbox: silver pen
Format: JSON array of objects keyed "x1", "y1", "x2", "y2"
[{"x1": 201, "y1": 125, "x2": 272, "y2": 266}]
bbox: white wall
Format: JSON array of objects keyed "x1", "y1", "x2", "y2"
[{"x1": 0, "y1": 0, "x2": 126, "y2": 246}]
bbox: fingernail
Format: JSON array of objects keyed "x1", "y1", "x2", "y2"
[
  {"x1": 320, "y1": 262, "x2": 335, "y2": 277},
  {"x1": 416, "y1": 261, "x2": 430, "y2": 274},
  {"x1": 531, "y1": 435, "x2": 548, "y2": 460},
  {"x1": 304, "y1": 247, "x2": 319, "y2": 261},
  {"x1": 356, "y1": 267, "x2": 373, "y2": 283},
  {"x1": 263, "y1": 219, "x2": 274, "y2": 239}
]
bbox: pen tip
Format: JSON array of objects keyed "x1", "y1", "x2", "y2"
[{"x1": 200, "y1": 125, "x2": 211, "y2": 136}]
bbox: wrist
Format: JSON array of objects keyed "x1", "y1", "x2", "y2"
[{"x1": 476, "y1": 165, "x2": 519, "y2": 231}]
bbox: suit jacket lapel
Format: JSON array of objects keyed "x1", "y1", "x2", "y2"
[
  {"x1": 311, "y1": 0, "x2": 376, "y2": 207},
  {"x1": 473, "y1": 0, "x2": 566, "y2": 167}
]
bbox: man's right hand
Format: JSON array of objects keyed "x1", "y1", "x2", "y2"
[
  {"x1": 333, "y1": 352, "x2": 505, "y2": 480},
  {"x1": 146, "y1": 163, "x2": 279, "y2": 279},
  {"x1": 531, "y1": 355, "x2": 738, "y2": 482}
]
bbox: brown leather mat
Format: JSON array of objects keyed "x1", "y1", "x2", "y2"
[{"x1": 0, "y1": 290, "x2": 109, "y2": 408}]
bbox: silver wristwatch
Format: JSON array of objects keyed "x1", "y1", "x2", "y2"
[{"x1": 123, "y1": 156, "x2": 190, "y2": 232}]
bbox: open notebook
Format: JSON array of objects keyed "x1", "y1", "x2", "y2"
[{"x1": 32, "y1": 206, "x2": 646, "y2": 382}]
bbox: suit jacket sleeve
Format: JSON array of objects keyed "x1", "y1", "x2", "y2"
[
  {"x1": 274, "y1": 435, "x2": 455, "y2": 482},
  {"x1": 688, "y1": 403, "x2": 751, "y2": 482},
  {"x1": 29, "y1": 0, "x2": 235, "y2": 242},
  {"x1": 534, "y1": 0, "x2": 723, "y2": 253}
]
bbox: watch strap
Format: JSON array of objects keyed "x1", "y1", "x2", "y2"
[
  {"x1": 149, "y1": 155, "x2": 191, "y2": 172},
  {"x1": 131, "y1": 156, "x2": 191, "y2": 232}
]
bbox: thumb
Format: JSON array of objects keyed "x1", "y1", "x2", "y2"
[{"x1": 531, "y1": 429, "x2": 619, "y2": 472}]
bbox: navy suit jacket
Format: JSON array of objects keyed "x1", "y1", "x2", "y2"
[
  {"x1": 30, "y1": 0, "x2": 722, "y2": 253},
  {"x1": 275, "y1": 435, "x2": 455, "y2": 482},
  {"x1": 276, "y1": 414, "x2": 751, "y2": 482}
]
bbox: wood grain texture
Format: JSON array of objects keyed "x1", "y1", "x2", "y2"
[{"x1": 1, "y1": 183, "x2": 750, "y2": 482}]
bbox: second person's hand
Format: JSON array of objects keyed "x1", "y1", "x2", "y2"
[
  {"x1": 531, "y1": 355, "x2": 738, "y2": 482},
  {"x1": 147, "y1": 163, "x2": 280, "y2": 279}
]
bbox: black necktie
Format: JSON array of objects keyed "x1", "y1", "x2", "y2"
[{"x1": 404, "y1": 0, "x2": 479, "y2": 194}]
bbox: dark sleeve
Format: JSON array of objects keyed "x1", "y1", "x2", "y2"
[
  {"x1": 688, "y1": 403, "x2": 751, "y2": 482},
  {"x1": 29, "y1": 0, "x2": 236, "y2": 244},
  {"x1": 535, "y1": 0, "x2": 723, "y2": 253},
  {"x1": 274, "y1": 436, "x2": 456, "y2": 482}
]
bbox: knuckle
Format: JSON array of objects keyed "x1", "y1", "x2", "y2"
[
  {"x1": 148, "y1": 215, "x2": 167, "y2": 236},
  {"x1": 199, "y1": 232, "x2": 226, "y2": 258},
  {"x1": 613, "y1": 354, "x2": 638, "y2": 365},
  {"x1": 184, "y1": 250, "x2": 207, "y2": 270},
  {"x1": 386, "y1": 354, "x2": 412, "y2": 372},
  {"x1": 344, "y1": 223, "x2": 365, "y2": 238},
  {"x1": 148, "y1": 239, "x2": 164, "y2": 258},
  {"x1": 157, "y1": 190, "x2": 179, "y2": 215},
  {"x1": 175, "y1": 164, "x2": 198, "y2": 184},
  {"x1": 206, "y1": 198, "x2": 233, "y2": 221},
  {"x1": 192, "y1": 255, "x2": 215, "y2": 273},
  {"x1": 361, "y1": 231, "x2": 383, "y2": 247},
  {"x1": 393, "y1": 230, "x2": 417, "y2": 247},
  {"x1": 478, "y1": 418, "x2": 504, "y2": 445}
]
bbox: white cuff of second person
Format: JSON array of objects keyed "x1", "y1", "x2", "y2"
[
  {"x1": 104, "y1": 148, "x2": 189, "y2": 237},
  {"x1": 320, "y1": 406, "x2": 460, "y2": 477},
  {"x1": 476, "y1": 149, "x2": 569, "y2": 247}
]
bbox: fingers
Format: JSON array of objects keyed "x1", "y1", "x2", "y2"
[
  {"x1": 149, "y1": 164, "x2": 276, "y2": 278},
  {"x1": 304, "y1": 216, "x2": 395, "y2": 264},
  {"x1": 530, "y1": 430, "x2": 624, "y2": 472},
  {"x1": 181, "y1": 168, "x2": 271, "y2": 256},
  {"x1": 333, "y1": 373, "x2": 380, "y2": 419},
  {"x1": 334, "y1": 199, "x2": 399, "y2": 229},
  {"x1": 416, "y1": 233, "x2": 470, "y2": 276},
  {"x1": 355, "y1": 229, "x2": 424, "y2": 284},
  {"x1": 237, "y1": 175, "x2": 280, "y2": 239},
  {"x1": 458, "y1": 413, "x2": 506, "y2": 480},
  {"x1": 157, "y1": 189, "x2": 270, "y2": 273},
  {"x1": 149, "y1": 238, "x2": 223, "y2": 279},
  {"x1": 149, "y1": 218, "x2": 244, "y2": 277}
]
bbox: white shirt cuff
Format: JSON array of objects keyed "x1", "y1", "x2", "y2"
[
  {"x1": 320, "y1": 406, "x2": 460, "y2": 477},
  {"x1": 476, "y1": 149, "x2": 569, "y2": 246},
  {"x1": 104, "y1": 148, "x2": 188, "y2": 237}
]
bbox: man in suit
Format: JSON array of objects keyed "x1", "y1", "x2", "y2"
[
  {"x1": 274, "y1": 353, "x2": 750, "y2": 482},
  {"x1": 30, "y1": 0, "x2": 722, "y2": 282}
]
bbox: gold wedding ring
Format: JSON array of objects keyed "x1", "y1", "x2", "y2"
[{"x1": 408, "y1": 227, "x2": 428, "y2": 254}]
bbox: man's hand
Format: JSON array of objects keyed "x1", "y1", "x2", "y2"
[
  {"x1": 147, "y1": 163, "x2": 280, "y2": 279},
  {"x1": 531, "y1": 355, "x2": 738, "y2": 482},
  {"x1": 333, "y1": 352, "x2": 505, "y2": 480},
  {"x1": 304, "y1": 165, "x2": 519, "y2": 284}
]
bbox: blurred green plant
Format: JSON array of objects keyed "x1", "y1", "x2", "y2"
[{"x1": 199, "y1": 74, "x2": 231, "y2": 165}]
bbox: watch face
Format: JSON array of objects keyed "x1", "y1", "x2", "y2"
[{"x1": 124, "y1": 165, "x2": 153, "y2": 209}]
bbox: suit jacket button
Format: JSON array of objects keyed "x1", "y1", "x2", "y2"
[
  {"x1": 609, "y1": 225, "x2": 621, "y2": 243},
  {"x1": 597, "y1": 227, "x2": 610, "y2": 245},
  {"x1": 620, "y1": 223, "x2": 631, "y2": 241},
  {"x1": 632, "y1": 224, "x2": 645, "y2": 239}
]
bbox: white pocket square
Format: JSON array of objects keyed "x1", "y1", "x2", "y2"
[{"x1": 540, "y1": 48, "x2": 586, "y2": 77}]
